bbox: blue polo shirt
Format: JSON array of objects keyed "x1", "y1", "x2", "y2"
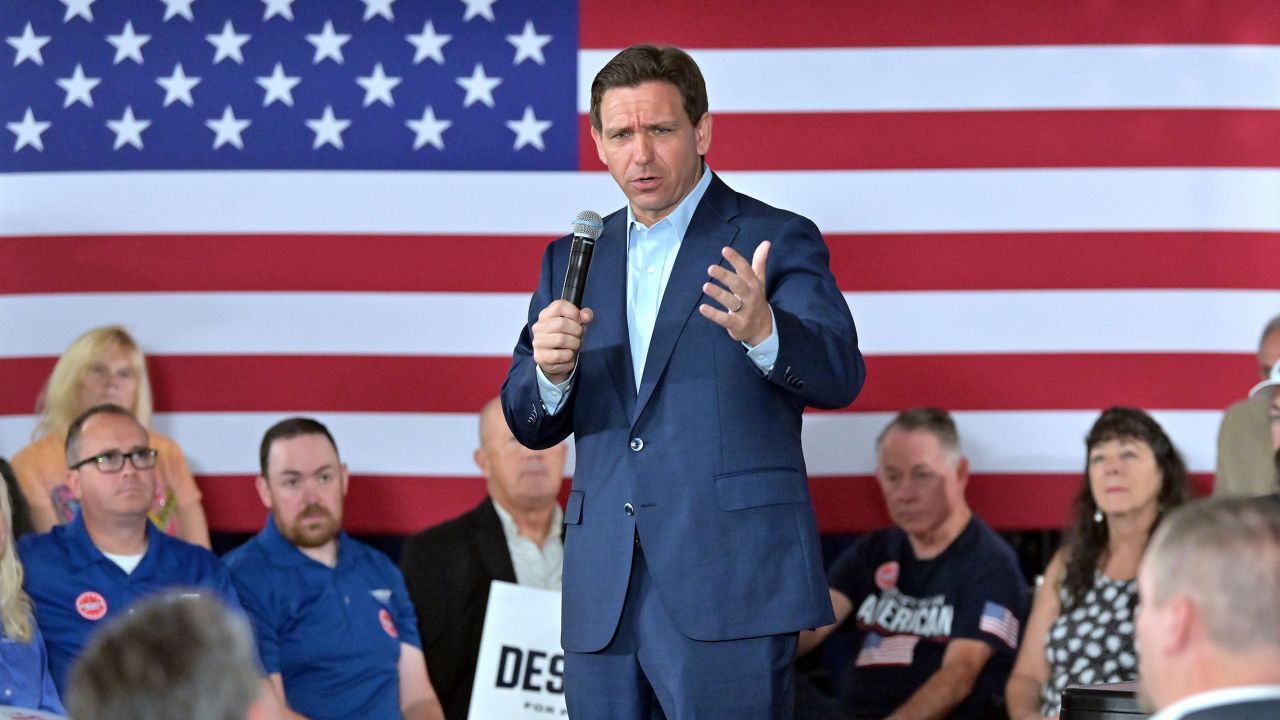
[
  {"x1": 17, "y1": 514, "x2": 241, "y2": 695},
  {"x1": 224, "y1": 516, "x2": 421, "y2": 720},
  {"x1": 0, "y1": 621, "x2": 64, "y2": 714}
]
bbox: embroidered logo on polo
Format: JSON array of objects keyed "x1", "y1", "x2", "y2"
[
  {"x1": 378, "y1": 608, "x2": 398, "y2": 638},
  {"x1": 854, "y1": 588, "x2": 953, "y2": 639},
  {"x1": 371, "y1": 588, "x2": 392, "y2": 603},
  {"x1": 76, "y1": 591, "x2": 108, "y2": 621}
]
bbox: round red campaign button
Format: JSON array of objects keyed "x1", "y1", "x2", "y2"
[
  {"x1": 379, "y1": 608, "x2": 398, "y2": 638},
  {"x1": 76, "y1": 591, "x2": 108, "y2": 621},
  {"x1": 874, "y1": 561, "x2": 900, "y2": 591}
]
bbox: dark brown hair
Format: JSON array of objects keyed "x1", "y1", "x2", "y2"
[
  {"x1": 259, "y1": 417, "x2": 339, "y2": 477},
  {"x1": 1062, "y1": 406, "x2": 1190, "y2": 605},
  {"x1": 589, "y1": 45, "x2": 708, "y2": 132}
]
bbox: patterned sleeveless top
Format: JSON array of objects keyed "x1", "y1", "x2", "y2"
[{"x1": 1039, "y1": 571, "x2": 1138, "y2": 716}]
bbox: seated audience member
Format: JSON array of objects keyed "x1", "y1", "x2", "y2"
[
  {"x1": 12, "y1": 325, "x2": 210, "y2": 547},
  {"x1": 1, "y1": 458, "x2": 35, "y2": 539},
  {"x1": 225, "y1": 417, "x2": 444, "y2": 720},
  {"x1": 798, "y1": 408, "x2": 1029, "y2": 720},
  {"x1": 1137, "y1": 497, "x2": 1280, "y2": 719},
  {"x1": 66, "y1": 593, "x2": 282, "y2": 720},
  {"x1": 0, "y1": 460, "x2": 63, "y2": 713},
  {"x1": 400, "y1": 397, "x2": 567, "y2": 720},
  {"x1": 1215, "y1": 314, "x2": 1280, "y2": 497},
  {"x1": 1006, "y1": 406, "x2": 1190, "y2": 719},
  {"x1": 17, "y1": 404, "x2": 239, "y2": 695}
]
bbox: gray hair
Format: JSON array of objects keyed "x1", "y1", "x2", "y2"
[
  {"x1": 66, "y1": 593, "x2": 263, "y2": 720},
  {"x1": 1144, "y1": 496, "x2": 1280, "y2": 651},
  {"x1": 875, "y1": 407, "x2": 961, "y2": 460}
]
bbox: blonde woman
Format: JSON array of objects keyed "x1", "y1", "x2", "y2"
[
  {"x1": 0, "y1": 477, "x2": 64, "y2": 712},
  {"x1": 11, "y1": 326, "x2": 211, "y2": 548}
]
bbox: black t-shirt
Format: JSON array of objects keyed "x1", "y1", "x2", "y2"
[{"x1": 828, "y1": 516, "x2": 1029, "y2": 720}]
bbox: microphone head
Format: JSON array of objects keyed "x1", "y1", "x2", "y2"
[{"x1": 571, "y1": 210, "x2": 604, "y2": 241}]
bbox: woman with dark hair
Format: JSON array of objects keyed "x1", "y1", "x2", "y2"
[{"x1": 1005, "y1": 407, "x2": 1191, "y2": 719}]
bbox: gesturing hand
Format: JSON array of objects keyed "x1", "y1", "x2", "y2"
[
  {"x1": 532, "y1": 300, "x2": 594, "y2": 384},
  {"x1": 699, "y1": 241, "x2": 772, "y2": 346}
]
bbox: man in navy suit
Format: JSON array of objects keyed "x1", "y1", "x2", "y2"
[
  {"x1": 501, "y1": 45, "x2": 865, "y2": 719},
  {"x1": 1137, "y1": 497, "x2": 1280, "y2": 720}
]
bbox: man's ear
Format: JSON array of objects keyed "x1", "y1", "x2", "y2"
[
  {"x1": 254, "y1": 475, "x2": 273, "y2": 510},
  {"x1": 339, "y1": 463, "x2": 350, "y2": 497},
  {"x1": 1163, "y1": 595, "x2": 1196, "y2": 654},
  {"x1": 67, "y1": 469, "x2": 82, "y2": 500},
  {"x1": 695, "y1": 111, "x2": 712, "y2": 156},
  {"x1": 590, "y1": 126, "x2": 607, "y2": 166},
  {"x1": 474, "y1": 447, "x2": 490, "y2": 476}
]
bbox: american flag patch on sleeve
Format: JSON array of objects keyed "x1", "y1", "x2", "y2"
[{"x1": 978, "y1": 601, "x2": 1020, "y2": 649}]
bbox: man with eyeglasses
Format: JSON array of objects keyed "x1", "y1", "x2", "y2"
[
  {"x1": 224, "y1": 417, "x2": 444, "y2": 720},
  {"x1": 17, "y1": 403, "x2": 240, "y2": 696}
]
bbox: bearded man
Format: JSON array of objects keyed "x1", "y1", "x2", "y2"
[{"x1": 225, "y1": 417, "x2": 444, "y2": 720}]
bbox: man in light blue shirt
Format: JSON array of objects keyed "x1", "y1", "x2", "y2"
[{"x1": 502, "y1": 45, "x2": 864, "y2": 719}]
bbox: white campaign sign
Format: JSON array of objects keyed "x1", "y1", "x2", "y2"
[{"x1": 467, "y1": 581, "x2": 566, "y2": 719}]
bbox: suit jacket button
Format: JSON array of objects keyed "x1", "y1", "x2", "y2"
[
  {"x1": 624, "y1": 503, "x2": 635, "y2": 516},
  {"x1": 630, "y1": 437, "x2": 644, "y2": 452}
]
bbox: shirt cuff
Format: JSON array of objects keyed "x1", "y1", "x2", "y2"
[
  {"x1": 742, "y1": 306, "x2": 778, "y2": 374},
  {"x1": 536, "y1": 365, "x2": 575, "y2": 415}
]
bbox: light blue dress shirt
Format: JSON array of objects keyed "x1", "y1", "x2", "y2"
[{"x1": 538, "y1": 167, "x2": 778, "y2": 413}]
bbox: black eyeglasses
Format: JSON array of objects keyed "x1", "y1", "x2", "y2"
[{"x1": 70, "y1": 448, "x2": 159, "y2": 473}]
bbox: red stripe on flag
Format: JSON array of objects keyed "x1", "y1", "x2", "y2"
[
  {"x1": 810, "y1": 473, "x2": 1213, "y2": 534},
  {"x1": 196, "y1": 474, "x2": 492, "y2": 535},
  {"x1": 853, "y1": 354, "x2": 1253, "y2": 412},
  {"x1": 0, "y1": 235, "x2": 549, "y2": 295},
  {"x1": 580, "y1": 0, "x2": 1280, "y2": 48},
  {"x1": 580, "y1": 110, "x2": 1280, "y2": 171},
  {"x1": 3, "y1": 232, "x2": 1276, "y2": 295},
  {"x1": 0, "y1": 353, "x2": 1252, "y2": 416},
  {"x1": 198, "y1": 472, "x2": 1215, "y2": 536},
  {"x1": 829, "y1": 232, "x2": 1280, "y2": 292}
]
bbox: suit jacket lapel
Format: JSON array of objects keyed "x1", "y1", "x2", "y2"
[
  {"x1": 472, "y1": 498, "x2": 517, "y2": 583},
  {"x1": 589, "y1": 211, "x2": 637, "y2": 418},
  {"x1": 633, "y1": 175, "x2": 740, "y2": 422}
]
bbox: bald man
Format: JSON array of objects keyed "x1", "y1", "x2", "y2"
[{"x1": 400, "y1": 398, "x2": 569, "y2": 720}]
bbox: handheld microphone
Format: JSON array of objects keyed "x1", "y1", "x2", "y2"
[{"x1": 561, "y1": 210, "x2": 604, "y2": 306}]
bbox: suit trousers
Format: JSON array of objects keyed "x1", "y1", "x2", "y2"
[{"x1": 563, "y1": 541, "x2": 797, "y2": 720}]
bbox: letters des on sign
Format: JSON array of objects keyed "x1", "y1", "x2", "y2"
[{"x1": 469, "y1": 582, "x2": 567, "y2": 718}]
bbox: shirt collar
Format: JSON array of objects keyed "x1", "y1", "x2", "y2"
[
  {"x1": 626, "y1": 163, "x2": 714, "y2": 240},
  {"x1": 1149, "y1": 685, "x2": 1280, "y2": 720},
  {"x1": 258, "y1": 511, "x2": 349, "y2": 568},
  {"x1": 65, "y1": 511, "x2": 157, "y2": 571},
  {"x1": 492, "y1": 499, "x2": 564, "y2": 545}
]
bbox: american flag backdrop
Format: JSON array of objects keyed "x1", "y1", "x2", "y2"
[{"x1": 3, "y1": 0, "x2": 1279, "y2": 536}]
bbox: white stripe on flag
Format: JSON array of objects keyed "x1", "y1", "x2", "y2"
[
  {"x1": 578, "y1": 46, "x2": 1280, "y2": 112},
  {"x1": 0, "y1": 409, "x2": 1220, "y2": 476},
  {"x1": 4, "y1": 169, "x2": 1280, "y2": 235},
  {"x1": 2, "y1": 290, "x2": 1275, "y2": 358}
]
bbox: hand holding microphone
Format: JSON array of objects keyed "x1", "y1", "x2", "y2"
[{"x1": 532, "y1": 211, "x2": 603, "y2": 383}]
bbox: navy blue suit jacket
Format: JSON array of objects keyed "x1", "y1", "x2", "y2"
[{"x1": 502, "y1": 174, "x2": 865, "y2": 652}]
